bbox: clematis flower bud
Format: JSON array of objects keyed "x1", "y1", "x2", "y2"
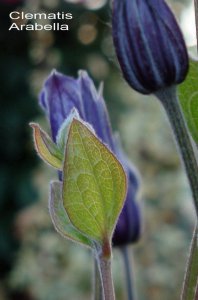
[
  {"x1": 40, "y1": 70, "x2": 141, "y2": 246},
  {"x1": 112, "y1": 138, "x2": 141, "y2": 246},
  {"x1": 112, "y1": 0, "x2": 189, "y2": 94}
]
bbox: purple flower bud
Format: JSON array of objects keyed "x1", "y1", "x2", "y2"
[
  {"x1": 112, "y1": 138, "x2": 141, "y2": 246},
  {"x1": 112, "y1": 0, "x2": 189, "y2": 94},
  {"x1": 40, "y1": 70, "x2": 141, "y2": 246},
  {"x1": 40, "y1": 70, "x2": 114, "y2": 150}
]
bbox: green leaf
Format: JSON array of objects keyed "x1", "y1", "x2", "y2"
[
  {"x1": 49, "y1": 181, "x2": 92, "y2": 247},
  {"x1": 178, "y1": 58, "x2": 198, "y2": 143},
  {"x1": 30, "y1": 123, "x2": 63, "y2": 169},
  {"x1": 62, "y1": 119, "x2": 127, "y2": 244}
]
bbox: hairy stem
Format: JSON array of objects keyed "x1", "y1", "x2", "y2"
[
  {"x1": 121, "y1": 246, "x2": 136, "y2": 300},
  {"x1": 94, "y1": 241, "x2": 115, "y2": 300},
  {"x1": 155, "y1": 86, "x2": 198, "y2": 300},
  {"x1": 181, "y1": 3, "x2": 198, "y2": 297},
  {"x1": 94, "y1": 256, "x2": 103, "y2": 300},
  {"x1": 97, "y1": 256, "x2": 115, "y2": 300},
  {"x1": 155, "y1": 86, "x2": 198, "y2": 217},
  {"x1": 181, "y1": 225, "x2": 198, "y2": 300}
]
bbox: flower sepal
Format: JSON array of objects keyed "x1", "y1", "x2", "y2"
[{"x1": 30, "y1": 123, "x2": 63, "y2": 170}]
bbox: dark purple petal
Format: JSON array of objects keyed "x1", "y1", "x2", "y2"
[
  {"x1": 112, "y1": 0, "x2": 189, "y2": 94},
  {"x1": 78, "y1": 71, "x2": 115, "y2": 150}
]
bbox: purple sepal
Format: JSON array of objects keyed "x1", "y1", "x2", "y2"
[{"x1": 40, "y1": 70, "x2": 115, "y2": 150}]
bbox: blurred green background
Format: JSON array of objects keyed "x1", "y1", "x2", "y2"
[{"x1": 0, "y1": 0, "x2": 196, "y2": 299}]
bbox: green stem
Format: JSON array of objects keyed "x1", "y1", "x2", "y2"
[
  {"x1": 97, "y1": 255, "x2": 115, "y2": 300},
  {"x1": 121, "y1": 246, "x2": 136, "y2": 300},
  {"x1": 94, "y1": 241, "x2": 115, "y2": 300},
  {"x1": 194, "y1": 0, "x2": 198, "y2": 53},
  {"x1": 181, "y1": 225, "x2": 198, "y2": 300},
  {"x1": 155, "y1": 86, "x2": 198, "y2": 217},
  {"x1": 184, "y1": 3, "x2": 198, "y2": 296},
  {"x1": 155, "y1": 86, "x2": 198, "y2": 300}
]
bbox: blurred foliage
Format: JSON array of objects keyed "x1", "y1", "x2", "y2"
[
  {"x1": 0, "y1": 0, "x2": 196, "y2": 299},
  {"x1": 0, "y1": 0, "x2": 40, "y2": 286}
]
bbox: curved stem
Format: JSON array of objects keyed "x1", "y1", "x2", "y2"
[
  {"x1": 181, "y1": 225, "x2": 198, "y2": 300},
  {"x1": 155, "y1": 86, "x2": 198, "y2": 217},
  {"x1": 155, "y1": 86, "x2": 198, "y2": 300},
  {"x1": 121, "y1": 246, "x2": 136, "y2": 300}
]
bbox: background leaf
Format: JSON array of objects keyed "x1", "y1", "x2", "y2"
[
  {"x1": 62, "y1": 119, "x2": 127, "y2": 244},
  {"x1": 178, "y1": 58, "x2": 198, "y2": 143}
]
